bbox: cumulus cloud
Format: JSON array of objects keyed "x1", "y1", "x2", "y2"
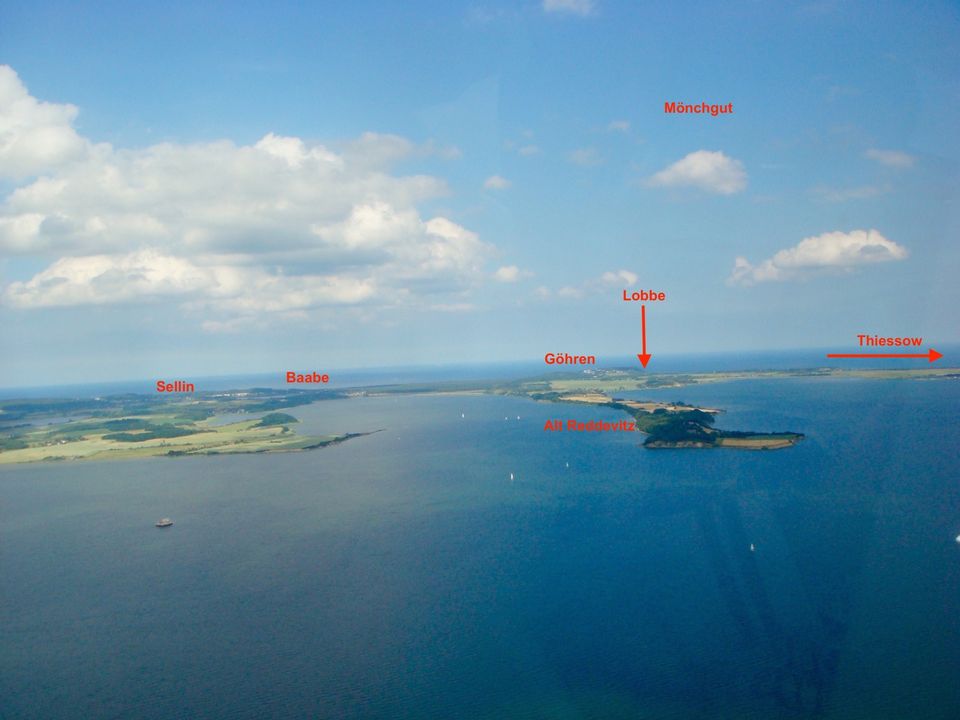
[
  {"x1": 4, "y1": 249, "x2": 377, "y2": 310},
  {"x1": 543, "y1": 0, "x2": 595, "y2": 16},
  {"x1": 607, "y1": 120, "x2": 630, "y2": 132},
  {"x1": 483, "y1": 174, "x2": 511, "y2": 190},
  {"x1": 568, "y1": 147, "x2": 603, "y2": 166},
  {"x1": 864, "y1": 148, "x2": 915, "y2": 169},
  {"x1": 728, "y1": 229, "x2": 908, "y2": 285},
  {"x1": 493, "y1": 265, "x2": 531, "y2": 283},
  {"x1": 539, "y1": 269, "x2": 637, "y2": 299},
  {"x1": 599, "y1": 269, "x2": 638, "y2": 286},
  {"x1": 647, "y1": 150, "x2": 747, "y2": 194},
  {"x1": 0, "y1": 66, "x2": 90, "y2": 179},
  {"x1": 0, "y1": 66, "x2": 493, "y2": 323},
  {"x1": 516, "y1": 144, "x2": 540, "y2": 157},
  {"x1": 6, "y1": 250, "x2": 213, "y2": 308}
]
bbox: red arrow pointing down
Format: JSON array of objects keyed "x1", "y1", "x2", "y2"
[
  {"x1": 826, "y1": 348, "x2": 942, "y2": 363},
  {"x1": 637, "y1": 304, "x2": 652, "y2": 368}
]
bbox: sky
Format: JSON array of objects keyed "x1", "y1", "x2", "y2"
[{"x1": 1, "y1": 0, "x2": 958, "y2": 386}]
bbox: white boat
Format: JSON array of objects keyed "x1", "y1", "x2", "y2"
[
  {"x1": 509, "y1": 473, "x2": 514, "y2": 481},
  {"x1": 155, "y1": 518, "x2": 174, "y2": 528},
  {"x1": 749, "y1": 544, "x2": 755, "y2": 552}
]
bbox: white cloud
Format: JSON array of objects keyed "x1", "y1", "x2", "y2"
[
  {"x1": 339, "y1": 131, "x2": 416, "y2": 169},
  {"x1": 428, "y1": 302, "x2": 477, "y2": 312},
  {"x1": 0, "y1": 66, "x2": 90, "y2": 179},
  {"x1": 6, "y1": 250, "x2": 213, "y2": 308},
  {"x1": 0, "y1": 66, "x2": 494, "y2": 323},
  {"x1": 568, "y1": 147, "x2": 603, "y2": 166},
  {"x1": 864, "y1": 148, "x2": 915, "y2": 168},
  {"x1": 537, "y1": 269, "x2": 637, "y2": 299},
  {"x1": 517, "y1": 144, "x2": 541, "y2": 157},
  {"x1": 421, "y1": 140, "x2": 462, "y2": 160},
  {"x1": 599, "y1": 269, "x2": 638, "y2": 286},
  {"x1": 493, "y1": 265, "x2": 531, "y2": 282},
  {"x1": 811, "y1": 184, "x2": 890, "y2": 202},
  {"x1": 557, "y1": 285, "x2": 583, "y2": 298},
  {"x1": 465, "y1": 6, "x2": 521, "y2": 25},
  {"x1": 729, "y1": 229, "x2": 908, "y2": 285},
  {"x1": 484, "y1": 174, "x2": 511, "y2": 190},
  {"x1": 647, "y1": 150, "x2": 747, "y2": 195},
  {"x1": 607, "y1": 120, "x2": 630, "y2": 132},
  {"x1": 543, "y1": 0, "x2": 595, "y2": 16},
  {"x1": 3, "y1": 249, "x2": 379, "y2": 310}
]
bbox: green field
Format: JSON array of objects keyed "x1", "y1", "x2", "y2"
[
  {"x1": 518, "y1": 367, "x2": 959, "y2": 396},
  {"x1": 0, "y1": 415, "x2": 351, "y2": 465}
]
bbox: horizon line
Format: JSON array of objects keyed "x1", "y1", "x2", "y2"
[{"x1": 1, "y1": 345, "x2": 956, "y2": 396}]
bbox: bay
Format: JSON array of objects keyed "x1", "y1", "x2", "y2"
[{"x1": 2, "y1": 378, "x2": 958, "y2": 718}]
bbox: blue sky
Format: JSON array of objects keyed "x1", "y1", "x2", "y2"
[{"x1": 1, "y1": 1, "x2": 958, "y2": 386}]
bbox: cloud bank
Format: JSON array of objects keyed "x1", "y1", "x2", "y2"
[
  {"x1": 729, "y1": 229, "x2": 908, "y2": 285},
  {"x1": 0, "y1": 66, "x2": 493, "y2": 324}
]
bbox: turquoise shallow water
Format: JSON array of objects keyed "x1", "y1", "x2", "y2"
[{"x1": 2, "y1": 378, "x2": 959, "y2": 719}]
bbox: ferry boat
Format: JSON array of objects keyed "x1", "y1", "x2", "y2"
[{"x1": 155, "y1": 518, "x2": 174, "y2": 528}]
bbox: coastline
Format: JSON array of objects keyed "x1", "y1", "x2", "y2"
[{"x1": 2, "y1": 367, "x2": 956, "y2": 464}]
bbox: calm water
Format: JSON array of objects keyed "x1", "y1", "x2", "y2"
[{"x1": 2, "y1": 378, "x2": 959, "y2": 719}]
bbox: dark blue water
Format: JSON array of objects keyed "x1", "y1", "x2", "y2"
[{"x1": 2, "y1": 378, "x2": 959, "y2": 718}]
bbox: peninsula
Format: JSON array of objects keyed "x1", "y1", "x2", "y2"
[
  {"x1": 603, "y1": 398, "x2": 797, "y2": 449},
  {"x1": 0, "y1": 388, "x2": 376, "y2": 465},
  {"x1": 360, "y1": 366, "x2": 958, "y2": 450},
  {"x1": 523, "y1": 389, "x2": 801, "y2": 449},
  {"x1": 499, "y1": 372, "x2": 801, "y2": 449}
]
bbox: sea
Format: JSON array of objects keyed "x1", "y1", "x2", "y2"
[{"x1": 2, "y1": 357, "x2": 959, "y2": 719}]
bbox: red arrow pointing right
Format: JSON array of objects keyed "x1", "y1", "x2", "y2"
[{"x1": 826, "y1": 348, "x2": 942, "y2": 363}]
